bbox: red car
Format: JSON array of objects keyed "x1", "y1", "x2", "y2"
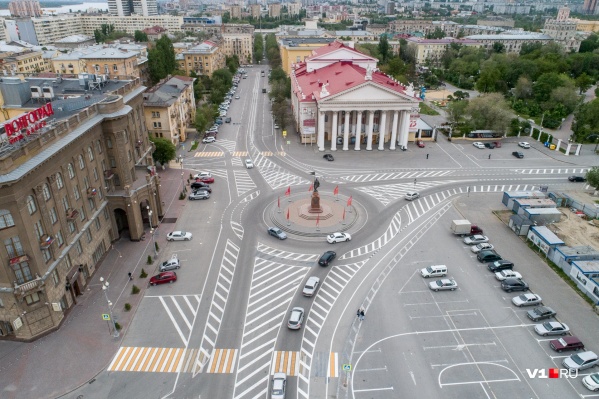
[
  {"x1": 550, "y1": 336, "x2": 585, "y2": 353},
  {"x1": 416, "y1": 140, "x2": 425, "y2": 148},
  {"x1": 149, "y1": 271, "x2": 177, "y2": 286},
  {"x1": 196, "y1": 176, "x2": 214, "y2": 184}
]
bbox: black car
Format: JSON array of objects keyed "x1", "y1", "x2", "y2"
[
  {"x1": 484, "y1": 142, "x2": 496, "y2": 149},
  {"x1": 477, "y1": 250, "x2": 502, "y2": 263},
  {"x1": 191, "y1": 182, "x2": 211, "y2": 190},
  {"x1": 323, "y1": 154, "x2": 334, "y2": 161},
  {"x1": 512, "y1": 151, "x2": 524, "y2": 158},
  {"x1": 501, "y1": 278, "x2": 529, "y2": 292},
  {"x1": 488, "y1": 260, "x2": 514, "y2": 272},
  {"x1": 527, "y1": 306, "x2": 556, "y2": 321},
  {"x1": 568, "y1": 176, "x2": 586, "y2": 182},
  {"x1": 318, "y1": 251, "x2": 336, "y2": 266}
]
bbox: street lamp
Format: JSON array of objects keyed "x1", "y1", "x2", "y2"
[
  {"x1": 99, "y1": 277, "x2": 119, "y2": 338},
  {"x1": 147, "y1": 206, "x2": 157, "y2": 257}
]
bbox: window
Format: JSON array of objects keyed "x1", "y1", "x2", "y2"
[
  {"x1": 151, "y1": 111, "x2": 160, "y2": 118},
  {"x1": 51, "y1": 269, "x2": 59, "y2": 286},
  {"x1": 56, "y1": 230, "x2": 64, "y2": 246},
  {"x1": 88, "y1": 198, "x2": 95, "y2": 211},
  {"x1": 95, "y1": 218, "x2": 101, "y2": 231},
  {"x1": 0, "y1": 210, "x2": 15, "y2": 229},
  {"x1": 62, "y1": 196, "x2": 69, "y2": 212},
  {"x1": 96, "y1": 140, "x2": 103, "y2": 154},
  {"x1": 24, "y1": 292, "x2": 40, "y2": 305},
  {"x1": 78, "y1": 155, "x2": 85, "y2": 170},
  {"x1": 26, "y1": 195, "x2": 37, "y2": 214},
  {"x1": 153, "y1": 122, "x2": 162, "y2": 128},
  {"x1": 87, "y1": 146, "x2": 94, "y2": 161},
  {"x1": 94, "y1": 65, "x2": 100, "y2": 72},
  {"x1": 68, "y1": 221, "x2": 75, "y2": 234},
  {"x1": 73, "y1": 185, "x2": 80, "y2": 201},
  {"x1": 128, "y1": 151, "x2": 132, "y2": 162},
  {"x1": 13, "y1": 261, "x2": 32, "y2": 284},
  {"x1": 86, "y1": 229, "x2": 92, "y2": 243},
  {"x1": 83, "y1": 176, "x2": 90, "y2": 190},
  {"x1": 67, "y1": 163, "x2": 75, "y2": 179},
  {"x1": 104, "y1": 207, "x2": 109, "y2": 220},
  {"x1": 49, "y1": 207, "x2": 57, "y2": 224},
  {"x1": 93, "y1": 167, "x2": 99, "y2": 181},
  {"x1": 33, "y1": 220, "x2": 43, "y2": 239},
  {"x1": 42, "y1": 249, "x2": 51, "y2": 262},
  {"x1": 56, "y1": 172, "x2": 64, "y2": 189},
  {"x1": 4, "y1": 236, "x2": 24, "y2": 258},
  {"x1": 42, "y1": 184, "x2": 51, "y2": 201},
  {"x1": 75, "y1": 240, "x2": 83, "y2": 255},
  {"x1": 113, "y1": 64, "x2": 118, "y2": 71},
  {"x1": 106, "y1": 138, "x2": 113, "y2": 149}
]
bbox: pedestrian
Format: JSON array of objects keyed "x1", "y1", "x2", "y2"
[
  {"x1": 426, "y1": 153, "x2": 429, "y2": 159},
  {"x1": 128, "y1": 272, "x2": 133, "y2": 281},
  {"x1": 488, "y1": 154, "x2": 491, "y2": 159},
  {"x1": 359, "y1": 307, "x2": 365, "y2": 321},
  {"x1": 357, "y1": 308, "x2": 361, "y2": 320}
]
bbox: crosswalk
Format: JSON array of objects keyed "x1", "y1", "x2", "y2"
[
  {"x1": 231, "y1": 157, "x2": 243, "y2": 167},
  {"x1": 206, "y1": 348, "x2": 238, "y2": 373},
  {"x1": 257, "y1": 243, "x2": 319, "y2": 263},
  {"x1": 194, "y1": 151, "x2": 225, "y2": 158},
  {"x1": 340, "y1": 169, "x2": 454, "y2": 183},
  {"x1": 232, "y1": 256, "x2": 310, "y2": 399},
  {"x1": 515, "y1": 167, "x2": 589, "y2": 175},
  {"x1": 155, "y1": 295, "x2": 200, "y2": 346},
  {"x1": 356, "y1": 180, "x2": 458, "y2": 206},
  {"x1": 233, "y1": 170, "x2": 257, "y2": 197},
  {"x1": 108, "y1": 347, "x2": 186, "y2": 373},
  {"x1": 251, "y1": 150, "x2": 309, "y2": 190},
  {"x1": 217, "y1": 139, "x2": 237, "y2": 153},
  {"x1": 271, "y1": 351, "x2": 300, "y2": 376},
  {"x1": 193, "y1": 150, "x2": 283, "y2": 158}
]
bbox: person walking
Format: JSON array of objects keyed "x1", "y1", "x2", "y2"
[
  {"x1": 359, "y1": 307, "x2": 365, "y2": 321},
  {"x1": 128, "y1": 272, "x2": 133, "y2": 281},
  {"x1": 488, "y1": 154, "x2": 491, "y2": 159},
  {"x1": 356, "y1": 308, "x2": 361, "y2": 320}
]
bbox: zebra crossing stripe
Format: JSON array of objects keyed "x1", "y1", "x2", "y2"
[
  {"x1": 272, "y1": 351, "x2": 299, "y2": 376},
  {"x1": 208, "y1": 349, "x2": 237, "y2": 373},
  {"x1": 194, "y1": 152, "x2": 225, "y2": 157},
  {"x1": 328, "y1": 352, "x2": 338, "y2": 378},
  {"x1": 107, "y1": 347, "x2": 186, "y2": 373},
  {"x1": 232, "y1": 151, "x2": 249, "y2": 156}
]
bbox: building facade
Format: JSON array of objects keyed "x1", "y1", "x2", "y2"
[
  {"x1": 279, "y1": 37, "x2": 336, "y2": 76},
  {"x1": 108, "y1": 0, "x2": 158, "y2": 16},
  {"x1": 0, "y1": 50, "x2": 47, "y2": 75},
  {"x1": 0, "y1": 74, "x2": 161, "y2": 340},
  {"x1": 250, "y1": 4, "x2": 261, "y2": 19},
  {"x1": 465, "y1": 32, "x2": 554, "y2": 54},
  {"x1": 181, "y1": 41, "x2": 226, "y2": 77},
  {"x1": 143, "y1": 75, "x2": 196, "y2": 145},
  {"x1": 269, "y1": 3, "x2": 282, "y2": 18},
  {"x1": 405, "y1": 37, "x2": 482, "y2": 67},
  {"x1": 8, "y1": 0, "x2": 42, "y2": 17},
  {"x1": 221, "y1": 24, "x2": 254, "y2": 63},
  {"x1": 542, "y1": 6, "x2": 583, "y2": 52},
  {"x1": 16, "y1": 15, "x2": 83, "y2": 46},
  {"x1": 81, "y1": 48, "x2": 140, "y2": 79},
  {"x1": 291, "y1": 41, "x2": 421, "y2": 151}
]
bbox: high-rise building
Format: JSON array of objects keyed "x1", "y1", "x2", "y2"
[
  {"x1": 108, "y1": 0, "x2": 158, "y2": 17},
  {"x1": 8, "y1": 0, "x2": 42, "y2": 18},
  {"x1": 583, "y1": 0, "x2": 598, "y2": 15}
]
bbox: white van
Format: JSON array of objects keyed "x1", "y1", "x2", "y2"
[{"x1": 420, "y1": 265, "x2": 447, "y2": 278}]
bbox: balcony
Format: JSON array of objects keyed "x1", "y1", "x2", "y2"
[
  {"x1": 104, "y1": 170, "x2": 114, "y2": 179},
  {"x1": 39, "y1": 234, "x2": 54, "y2": 249},
  {"x1": 87, "y1": 187, "x2": 97, "y2": 198},
  {"x1": 14, "y1": 278, "x2": 44, "y2": 297},
  {"x1": 66, "y1": 208, "x2": 79, "y2": 220}
]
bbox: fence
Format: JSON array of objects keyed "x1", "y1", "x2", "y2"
[{"x1": 562, "y1": 193, "x2": 599, "y2": 219}]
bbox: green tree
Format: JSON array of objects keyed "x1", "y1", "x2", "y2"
[
  {"x1": 492, "y1": 42, "x2": 505, "y2": 54},
  {"x1": 150, "y1": 137, "x2": 176, "y2": 165},
  {"x1": 156, "y1": 36, "x2": 177, "y2": 75},
  {"x1": 575, "y1": 73, "x2": 594, "y2": 94},
  {"x1": 587, "y1": 166, "x2": 599, "y2": 190},
  {"x1": 148, "y1": 48, "x2": 166, "y2": 84},
  {"x1": 134, "y1": 30, "x2": 148, "y2": 42},
  {"x1": 446, "y1": 99, "x2": 469, "y2": 125},
  {"x1": 222, "y1": 11, "x2": 231, "y2": 23},
  {"x1": 579, "y1": 33, "x2": 599, "y2": 53},
  {"x1": 466, "y1": 93, "x2": 512, "y2": 132},
  {"x1": 426, "y1": 27, "x2": 444, "y2": 39},
  {"x1": 378, "y1": 35, "x2": 390, "y2": 62},
  {"x1": 572, "y1": 99, "x2": 599, "y2": 142},
  {"x1": 514, "y1": 76, "x2": 533, "y2": 99}
]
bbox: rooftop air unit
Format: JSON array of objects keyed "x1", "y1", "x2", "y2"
[
  {"x1": 42, "y1": 86, "x2": 55, "y2": 100},
  {"x1": 30, "y1": 86, "x2": 42, "y2": 101}
]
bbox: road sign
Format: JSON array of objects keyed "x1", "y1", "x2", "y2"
[
  {"x1": 342, "y1": 364, "x2": 351, "y2": 371},
  {"x1": 102, "y1": 314, "x2": 110, "y2": 321},
  {"x1": 283, "y1": 130, "x2": 287, "y2": 137}
]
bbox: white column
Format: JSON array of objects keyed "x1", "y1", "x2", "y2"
[
  {"x1": 556, "y1": 138, "x2": 562, "y2": 151},
  {"x1": 575, "y1": 143, "x2": 582, "y2": 156},
  {"x1": 331, "y1": 111, "x2": 338, "y2": 151},
  {"x1": 354, "y1": 111, "x2": 363, "y2": 151},
  {"x1": 565, "y1": 143, "x2": 572, "y2": 156},
  {"x1": 378, "y1": 111, "x2": 387, "y2": 151},
  {"x1": 343, "y1": 111, "x2": 350, "y2": 151},
  {"x1": 390, "y1": 110, "x2": 399, "y2": 150},
  {"x1": 366, "y1": 111, "x2": 374, "y2": 150},
  {"x1": 317, "y1": 111, "x2": 325, "y2": 151},
  {"x1": 399, "y1": 110, "x2": 410, "y2": 149}
]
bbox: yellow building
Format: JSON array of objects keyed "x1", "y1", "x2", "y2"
[
  {"x1": 406, "y1": 37, "x2": 482, "y2": 67},
  {"x1": 143, "y1": 75, "x2": 196, "y2": 145},
  {"x1": 81, "y1": 47, "x2": 140, "y2": 78},
  {"x1": 250, "y1": 4, "x2": 261, "y2": 19},
  {"x1": 269, "y1": 3, "x2": 281, "y2": 18},
  {"x1": 279, "y1": 37, "x2": 335, "y2": 75},
  {"x1": 181, "y1": 41, "x2": 226, "y2": 77},
  {"x1": 0, "y1": 50, "x2": 48, "y2": 75},
  {"x1": 573, "y1": 19, "x2": 599, "y2": 32}
]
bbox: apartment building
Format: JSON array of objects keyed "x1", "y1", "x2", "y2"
[
  {"x1": 16, "y1": 15, "x2": 83, "y2": 46},
  {"x1": 229, "y1": 5, "x2": 242, "y2": 19},
  {"x1": 79, "y1": 15, "x2": 183, "y2": 36},
  {"x1": 405, "y1": 37, "x2": 482, "y2": 67},
  {"x1": 181, "y1": 16, "x2": 222, "y2": 35},
  {"x1": 182, "y1": 41, "x2": 225, "y2": 77},
  {"x1": 143, "y1": 75, "x2": 196, "y2": 145},
  {"x1": 465, "y1": 32, "x2": 554, "y2": 54},
  {"x1": 0, "y1": 50, "x2": 47, "y2": 75},
  {"x1": 288, "y1": 2, "x2": 302, "y2": 16},
  {"x1": 269, "y1": 3, "x2": 282, "y2": 18},
  {"x1": 279, "y1": 37, "x2": 336, "y2": 75},
  {"x1": 8, "y1": 0, "x2": 42, "y2": 17},
  {"x1": 250, "y1": 4, "x2": 261, "y2": 19},
  {"x1": 81, "y1": 47, "x2": 140, "y2": 78},
  {"x1": 107, "y1": 0, "x2": 158, "y2": 17},
  {"x1": 221, "y1": 24, "x2": 254, "y2": 63}
]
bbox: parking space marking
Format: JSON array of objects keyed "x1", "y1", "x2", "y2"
[
  {"x1": 353, "y1": 387, "x2": 394, "y2": 393},
  {"x1": 423, "y1": 342, "x2": 496, "y2": 350}
]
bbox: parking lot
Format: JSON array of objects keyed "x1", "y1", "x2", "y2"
[{"x1": 352, "y1": 193, "x2": 598, "y2": 399}]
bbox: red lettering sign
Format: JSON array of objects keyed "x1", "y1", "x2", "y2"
[{"x1": 3, "y1": 103, "x2": 53, "y2": 140}]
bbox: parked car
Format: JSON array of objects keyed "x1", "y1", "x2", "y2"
[
  {"x1": 550, "y1": 336, "x2": 585, "y2": 353},
  {"x1": 501, "y1": 278, "x2": 529, "y2": 292},
  {"x1": 197, "y1": 176, "x2": 214, "y2": 184},
  {"x1": 302, "y1": 276, "x2": 320, "y2": 297},
  {"x1": 225, "y1": 117, "x2": 231, "y2": 123},
  {"x1": 149, "y1": 271, "x2": 177, "y2": 286},
  {"x1": 323, "y1": 154, "x2": 334, "y2": 161},
  {"x1": 245, "y1": 159, "x2": 254, "y2": 169},
  {"x1": 495, "y1": 270, "x2": 522, "y2": 281},
  {"x1": 274, "y1": 124, "x2": 280, "y2": 129},
  {"x1": 405, "y1": 192, "x2": 420, "y2": 201},
  {"x1": 420, "y1": 265, "x2": 447, "y2": 278},
  {"x1": 271, "y1": 372, "x2": 287, "y2": 399},
  {"x1": 235, "y1": 95, "x2": 240, "y2": 100},
  {"x1": 534, "y1": 321, "x2": 569, "y2": 336},
  {"x1": 512, "y1": 293, "x2": 542, "y2": 307},
  {"x1": 527, "y1": 306, "x2": 556, "y2": 321},
  {"x1": 287, "y1": 307, "x2": 304, "y2": 330},
  {"x1": 267, "y1": 227, "x2": 287, "y2": 240},
  {"x1": 167, "y1": 231, "x2": 192, "y2": 241},
  {"x1": 429, "y1": 279, "x2": 458, "y2": 291},
  {"x1": 416, "y1": 139, "x2": 425, "y2": 148},
  {"x1": 478, "y1": 250, "x2": 502, "y2": 263},
  {"x1": 512, "y1": 151, "x2": 524, "y2": 158},
  {"x1": 473, "y1": 142, "x2": 485, "y2": 149},
  {"x1": 327, "y1": 232, "x2": 351, "y2": 243},
  {"x1": 471, "y1": 243, "x2": 494, "y2": 253},
  {"x1": 463, "y1": 235, "x2": 489, "y2": 245},
  {"x1": 582, "y1": 373, "x2": 599, "y2": 392},
  {"x1": 487, "y1": 259, "x2": 514, "y2": 272},
  {"x1": 194, "y1": 172, "x2": 212, "y2": 179},
  {"x1": 318, "y1": 251, "x2": 336, "y2": 266},
  {"x1": 484, "y1": 142, "x2": 496, "y2": 149},
  {"x1": 159, "y1": 255, "x2": 180, "y2": 272},
  {"x1": 493, "y1": 141, "x2": 502, "y2": 148},
  {"x1": 569, "y1": 176, "x2": 586, "y2": 182},
  {"x1": 191, "y1": 182, "x2": 211, "y2": 191},
  {"x1": 189, "y1": 190, "x2": 210, "y2": 200},
  {"x1": 202, "y1": 137, "x2": 216, "y2": 144},
  {"x1": 563, "y1": 351, "x2": 599, "y2": 371},
  {"x1": 518, "y1": 142, "x2": 531, "y2": 149}
]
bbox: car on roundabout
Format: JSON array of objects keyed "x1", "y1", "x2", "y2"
[
  {"x1": 405, "y1": 192, "x2": 420, "y2": 201},
  {"x1": 302, "y1": 276, "x2": 320, "y2": 297},
  {"x1": 429, "y1": 279, "x2": 458, "y2": 291},
  {"x1": 271, "y1": 372, "x2": 287, "y2": 399},
  {"x1": 267, "y1": 227, "x2": 287, "y2": 240},
  {"x1": 245, "y1": 159, "x2": 254, "y2": 169},
  {"x1": 318, "y1": 251, "x2": 336, "y2": 266},
  {"x1": 327, "y1": 232, "x2": 351, "y2": 243},
  {"x1": 166, "y1": 231, "x2": 192, "y2": 241},
  {"x1": 287, "y1": 307, "x2": 304, "y2": 330}
]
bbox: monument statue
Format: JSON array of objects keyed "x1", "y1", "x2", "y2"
[
  {"x1": 313, "y1": 177, "x2": 320, "y2": 192},
  {"x1": 310, "y1": 177, "x2": 322, "y2": 213}
]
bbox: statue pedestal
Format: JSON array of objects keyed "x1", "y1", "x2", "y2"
[{"x1": 309, "y1": 191, "x2": 323, "y2": 213}]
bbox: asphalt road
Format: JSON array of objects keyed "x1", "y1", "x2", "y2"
[{"x1": 65, "y1": 67, "x2": 597, "y2": 399}]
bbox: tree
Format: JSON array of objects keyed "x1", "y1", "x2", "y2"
[
  {"x1": 514, "y1": 76, "x2": 533, "y2": 99},
  {"x1": 426, "y1": 27, "x2": 444, "y2": 39},
  {"x1": 156, "y1": 36, "x2": 177, "y2": 75},
  {"x1": 148, "y1": 48, "x2": 166, "y2": 84},
  {"x1": 378, "y1": 35, "x2": 390, "y2": 62},
  {"x1": 492, "y1": 42, "x2": 505, "y2": 54},
  {"x1": 587, "y1": 166, "x2": 599, "y2": 190},
  {"x1": 446, "y1": 100, "x2": 468, "y2": 125},
  {"x1": 466, "y1": 93, "x2": 512, "y2": 132},
  {"x1": 134, "y1": 30, "x2": 148, "y2": 42},
  {"x1": 150, "y1": 137, "x2": 176, "y2": 165},
  {"x1": 575, "y1": 73, "x2": 594, "y2": 94}
]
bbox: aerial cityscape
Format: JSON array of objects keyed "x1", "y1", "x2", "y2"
[{"x1": 0, "y1": 0, "x2": 597, "y2": 398}]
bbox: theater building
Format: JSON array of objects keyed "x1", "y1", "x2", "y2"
[{"x1": 0, "y1": 74, "x2": 162, "y2": 340}]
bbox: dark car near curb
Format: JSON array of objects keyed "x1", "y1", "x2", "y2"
[
  {"x1": 569, "y1": 176, "x2": 586, "y2": 182},
  {"x1": 191, "y1": 182, "x2": 211, "y2": 191},
  {"x1": 477, "y1": 250, "x2": 502, "y2": 263},
  {"x1": 527, "y1": 306, "x2": 556, "y2": 321},
  {"x1": 501, "y1": 278, "x2": 529, "y2": 292},
  {"x1": 488, "y1": 260, "x2": 514, "y2": 272},
  {"x1": 318, "y1": 251, "x2": 336, "y2": 266},
  {"x1": 512, "y1": 151, "x2": 524, "y2": 158}
]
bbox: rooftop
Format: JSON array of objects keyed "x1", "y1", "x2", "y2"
[
  {"x1": 81, "y1": 48, "x2": 138, "y2": 60},
  {"x1": 556, "y1": 245, "x2": 599, "y2": 257},
  {"x1": 55, "y1": 35, "x2": 94, "y2": 44},
  {"x1": 143, "y1": 75, "x2": 194, "y2": 107},
  {"x1": 279, "y1": 37, "x2": 336, "y2": 47},
  {"x1": 184, "y1": 41, "x2": 218, "y2": 54},
  {"x1": 466, "y1": 33, "x2": 553, "y2": 40},
  {"x1": 572, "y1": 260, "x2": 599, "y2": 273},
  {"x1": 406, "y1": 37, "x2": 480, "y2": 45}
]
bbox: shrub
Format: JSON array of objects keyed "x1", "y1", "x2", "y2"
[
  {"x1": 155, "y1": 242, "x2": 159, "y2": 252},
  {"x1": 179, "y1": 191, "x2": 185, "y2": 200},
  {"x1": 115, "y1": 322, "x2": 122, "y2": 330},
  {"x1": 124, "y1": 303, "x2": 132, "y2": 311},
  {"x1": 147, "y1": 255, "x2": 153, "y2": 265},
  {"x1": 131, "y1": 285, "x2": 140, "y2": 294},
  {"x1": 140, "y1": 268, "x2": 148, "y2": 278}
]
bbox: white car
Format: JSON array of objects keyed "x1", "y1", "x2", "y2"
[
  {"x1": 287, "y1": 307, "x2": 304, "y2": 330},
  {"x1": 470, "y1": 243, "x2": 494, "y2": 253},
  {"x1": 193, "y1": 171, "x2": 212, "y2": 179},
  {"x1": 429, "y1": 279, "x2": 458, "y2": 291},
  {"x1": 582, "y1": 373, "x2": 599, "y2": 392},
  {"x1": 235, "y1": 95, "x2": 240, "y2": 99},
  {"x1": 274, "y1": 124, "x2": 280, "y2": 129},
  {"x1": 245, "y1": 159, "x2": 254, "y2": 169},
  {"x1": 202, "y1": 137, "x2": 216, "y2": 143},
  {"x1": 534, "y1": 321, "x2": 569, "y2": 336},
  {"x1": 512, "y1": 293, "x2": 542, "y2": 307},
  {"x1": 495, "y1": 270, "x2": 522, "y2": 281},
  {"x1": 302, "y1": 276, "x2": 320, "y2": 297},
  {"x1": 220, "y1": 112, "x2": 227, "y2": 117},
  {"x1": 563, "y1": 351, "x2": 599, "y2": 371},
  {"x1": 518, "y1": 142, "x2": 531, "y2": 149},
  {"x1": 463, "y1": 235, "x2": 489, "y2": 245},
  {"x1": 473, "y1": 142, "x2": 485, "y2": 149},
  {"x1": 405, "y1": 192, "x2": 420, "y2": 201},
  {"x1": 327, "y1": 232, "x2": 351, "y2": 243},
  {"x1": 166, "y1": 231, "x2": 192, "y2": 241},
  {"x1": 271, "y1": 372, "x2": 287, "y2": 399}
]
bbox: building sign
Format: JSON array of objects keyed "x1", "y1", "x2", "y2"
[
  {"x1": 1, "y1": 103, "x2": 54, "y2": 144},
  {"x1": 409, "y1": 112, "x2": 420, "y2": 132}
]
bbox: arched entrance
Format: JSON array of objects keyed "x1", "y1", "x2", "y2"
[
  {"x1": 140, "y1": 200, "x2": 152, "y2": 228},
  {"x1": 114, "y1": 208, "x2": 129, "y2": 235}
]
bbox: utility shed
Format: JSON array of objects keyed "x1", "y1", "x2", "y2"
[
  {"x1": 522, "y1": 207, "x2": 562, "y2": 224},
  {"x1": 508, "y1": 214, "x2": 533, "y2": 236},
  {"x1": 514, "y1": 198, "x2": 556, "y2": 215},
  {"x1": 550, "y1": 245, "x2": 599, "y2": 274},
  {"x1": 502, "y1": 191, "x2": 546, "y2": 209},
  {"x1": 527, "y1": 226, "x2": 565, "y2": 255},
  {"x1": 569, "y1": 260, "x2": 599, "y2": 305}
]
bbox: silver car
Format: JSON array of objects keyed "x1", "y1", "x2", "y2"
[
  {"x1": 245, "y1": 159, "x2": 254, "y2": 169},
  {"x1": 271, "y1": 372, "x2": 287, "y2": 399},
  {"x1": 166, "y1": 231, "x2": 192, "y2": 241},
  {"x1": 534, "y1": 322, "x2": 569, "y2": 336},
  {"x1": 563, "y1": 351, "x2": 599, "y2": 371},
  {"x1": 512, "y1": 293, "x2": 542, "y2": 307},
  {"x1": 287, "y1": 307, "x2": 304, "y2": 330},
  {"x1": 302, "y1": 276, "x2": 320, "y2": 297},
  {"x1": 429, "y1": 279, "x2": 458, "y2": 291},
  {"x1": 159, "y1": 255, "x2": 180, "y2": 272},
  {"x1": 189, "y1": 190, "x2": 210, "y2": 200},
  {"x1": 463, "y1": 235, "x2": 489, "y2": 245}
]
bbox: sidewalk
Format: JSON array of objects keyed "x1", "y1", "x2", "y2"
[{"x1": 0, "y1": 166, "x2": 189, "y2": 399}]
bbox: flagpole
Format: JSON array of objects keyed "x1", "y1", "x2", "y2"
[
  {"x1": 278, "y1": 196, "x2": 281, "y2": 213},
  {"x1": 342, "y1": 208, "x2": 346, "y2": 225}
]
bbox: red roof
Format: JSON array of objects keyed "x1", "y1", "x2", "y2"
[
  {"x1": 306, "y1": 40, "x2": 375, "y2": 62},
  {"x1": 293, "y1": 61, "x2": 417, "y2": 102},
  {"x1": 143, "y1": 25, "x2": 167, "y2": 34}
]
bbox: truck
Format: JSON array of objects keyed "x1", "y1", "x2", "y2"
[{"x1": 451, "y1": 219, "x2": 483, "y2": 236}]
